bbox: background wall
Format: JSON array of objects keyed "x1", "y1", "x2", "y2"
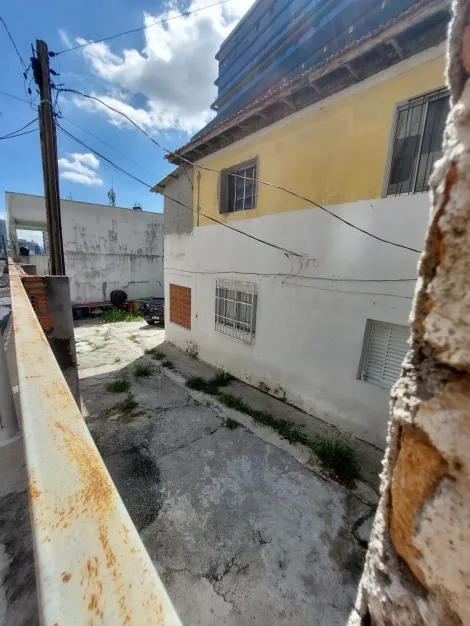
[
  {"x1": 6, "y1": 193, "x2": 164, "y2": 304},
  {"x1": 165, "y1": 192, "x2": 429, "y2": 449}
]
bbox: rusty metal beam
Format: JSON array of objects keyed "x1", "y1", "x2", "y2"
[{"x1": 8, "y1": 259, "x2": 182, "y2": 626}]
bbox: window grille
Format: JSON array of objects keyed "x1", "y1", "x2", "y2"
[
  {"x1": 387, "y1": 88, "x2": 449, "y2": 196},
  {"x1": 361, "y1": 320, "x2": 409, "y2": 388},
  {"x1": 220, "y1": 159, "x2": 257, "y2": 213},
  {"x1": 215, "y1": 279, "x2": 256, "y2": 344}
]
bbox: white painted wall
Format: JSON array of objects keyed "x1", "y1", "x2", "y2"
[
  {"x1": 165, "y1": 190, "x2": 429, "y2": 449},
  {"x1": 6, "y1": 193, "x2": 164, "y2": 304}
]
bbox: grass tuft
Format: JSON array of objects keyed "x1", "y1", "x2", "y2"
[
  {"x1": 210, "y1": 370, "x2": 234, "y2": 387},
  {"x1": 161, "y1": 359, "x2": 175, "y2": 370},
  {"x1": 117, "y1": 393, "x2": 138, "y2": 415},
  {"x1": 144, "y1": 347, "x2": 155, "y2": 355},
  {"x1": 224, "y1": 418, "x2": 240, "y2": 430},
  {"x1": 216, "y1": 392, "x2": 359, "y2": 482},
  {"x1": 103, "y1": 309, "x2": 142, "y2": 324},
  {"x1": 113, "y1": 357, "x2": 121, "y2": 364},
  {"x1": 185, "y1": 370, "x2": 233, "y2": 395},
  {"x1": 134, "y1": 363, "x2": 153, "y2": 377},
  {"x1": 308, "y1": 434, "x2": 360, "y2": 482},
  {"x1": 129, "y1": 335, "x2": 139, "y2": 343},
  {"x1": 106, "y1": 378, "x2": 130, "y2": 393},
  {"x1": 152, "y1": 350, "x2": 165, "y2": 361}
]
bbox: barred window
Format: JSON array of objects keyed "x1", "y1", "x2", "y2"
[
  {"x1": 215, "y1": 279, "x2": 257, "y2": 344},
  {"x1": 219, "y1": 158, "x2": 257, "y2": 214},
  {"x1": 386, "y1": 88, "x2": 449, "y2": 196}
]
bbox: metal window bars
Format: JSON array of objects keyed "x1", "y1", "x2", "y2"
[
  {"x1": 387, "y1": 88, "x2": 450, "y2": 196},
  {"x1": 215, "y1": 279, "x2": 256, "y2": 344},
  {"x1": 227, "y1": 164, "x2": 257, "y2": 212}
]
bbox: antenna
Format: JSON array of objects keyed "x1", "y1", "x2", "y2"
[{"x1": 108, "y1": 176, "x2": 116, "y2": 207}]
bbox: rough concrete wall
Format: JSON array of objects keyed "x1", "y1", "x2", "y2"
[
  {"x1": 351, "y1": 1, "x2": 470, "y2": 623},
  {"x1": 163, "y1": 170, "x2": 194, "y2": 236},
  {"x1": 5, "y1": 194, "x2": 164, "y2": 304}
]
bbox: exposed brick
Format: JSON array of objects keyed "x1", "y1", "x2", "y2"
[{"x1": 169, "y1": 284, "x2": 191, "y2": 330}]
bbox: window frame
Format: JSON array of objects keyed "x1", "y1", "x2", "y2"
[
  {"x1": 357, "y1": 319, "x2": 409, "y2": 389},
  {"x1": 219, "y1": 157, "x2": 259, "y2": 215},
  {"x1": 214, "y1": 279, "x2": 257, "y2": 344},
  {"x1": 382, "y1": 87, "x2": 449, "y2": 198}
]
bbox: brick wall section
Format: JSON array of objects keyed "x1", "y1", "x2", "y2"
[
  {"x1": 22, "y1": 276, "x2": 53, "y2": 333},
  {"x1": 169, "y1": 284, "x2": 191, "y2": 330}
]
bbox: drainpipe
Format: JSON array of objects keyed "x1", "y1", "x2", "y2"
[{"x1": 0, "y1": 328, "x2": 19, "y2": 442}]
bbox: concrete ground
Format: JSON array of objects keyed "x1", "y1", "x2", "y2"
[
  {"x1": 75, "y1": 319, "x2": 378, "y2": 625},
  {"x1": 0, "y1": 315, "x2": 379, "y2": 625}
]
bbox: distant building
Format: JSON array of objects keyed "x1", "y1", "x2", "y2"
[{"x1": 0, "y1": 218, "x2": 7, "y2": 250}]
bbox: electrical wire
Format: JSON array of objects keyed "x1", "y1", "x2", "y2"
[
  {"x1": 0, "y1": 17, "x2": 27, "y2": 69},
  {"x1": 59, "y1": 115, "x2": 157, "y2": 178},
  {"x1": 56, "y1": 123, "x2": 306, "y2": 258},
  {"x1": 164, "y1": 267, "x2": 417, "y2": 282},
  {"x1": 0, "y1": 89, "x2": 32, "y2": 105},
  {"x1": 0, "y1": 127, "x2": 38, "y2": 140},
  {"x1": 0, "y1": 118, "x2": 37, "y2": 138},
  {"x1": 58, "y1": 88, "x2": 423, "y2": 255},
  {"x1": 51, "y1": 0, "x2": 233, "y2": 55}
]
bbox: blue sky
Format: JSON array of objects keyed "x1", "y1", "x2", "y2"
[{"x1": 0, "y1": 0, "x2": 254, "y2": 235}]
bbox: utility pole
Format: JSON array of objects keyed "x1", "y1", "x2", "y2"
[{"x1": 34, "y1": 40, "x2": 65, "y2": 275}]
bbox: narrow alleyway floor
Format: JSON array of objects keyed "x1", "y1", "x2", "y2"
[
  {"x1": 0, "y1": 317, "x2": 381, "y2": 625},
  {"x1": 75, "y1": 319, "x2": 378, "y2": 625}
]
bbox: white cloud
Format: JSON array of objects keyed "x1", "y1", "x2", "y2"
[
  {"x1": 71, "y1": 0, "x2": 256, "y2": 135},
  {"x1": 58, "y1": 28, "x2": 73, "y2": 51},
  {"x1": 58, "y1": 152, "x2": 103, "y2": 186}
]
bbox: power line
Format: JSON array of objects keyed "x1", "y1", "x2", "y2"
[
  {"x1": 0, "y1": 118, "x2": 37, "y2": 138},
  {"x1": 51, "y1": 0, "x2": 233, "y2": 55},
  {"x1": 0, "y1": 127, "x2": 38, "y2": 140},
  {"x1": 0, "y1": 17, "x2": 27, "y2": 69},
  {"x1": 56, "y1": 124, "x2": 306, "y2": 258},
  {"x1": 165, "y1": 268, "x2": 417, "y2": 282},
  {"x1": 0, "y1": 89, "x2": 32, "y2": 105},
  {"x1": 59, "y1": 115, "x2": 157, "y2": 178},
  {"x1": 58, "y1": 88, "x2": 423, "y2": 255}
]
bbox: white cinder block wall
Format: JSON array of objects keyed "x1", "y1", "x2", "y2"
[
  {"x1": 164, "y1": 173, "x2": 428, "y2": 448},
  {"x1": 6, "y1": 193, "x2": 164, "y2": 304}
]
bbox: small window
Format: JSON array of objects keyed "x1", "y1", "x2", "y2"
[
  {"x1": 215, "y1": 279, "x2": 257, "y2": 344},
  {"x1": 219, "y1": 159, "x2": 258, "y2": 214},
  {"x1": 359, "y1": 320, "x2": 409, "y2": 388},
  {"x1": 386, "y1": 88, "x2": 449, "y2": 196},
  {"x1": 169, "y1": 284, "x2": 191, "y2": 330}
]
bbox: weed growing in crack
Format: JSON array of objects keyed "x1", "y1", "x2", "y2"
[
  {"x1": 161, "y1": 359, "x2": 175, "y2": 370},
  {"x1": 186, "y1": 371, "x2": 233, "y2": 395},
  {"x1": 103, "y1": 309, "x2": 142, "y2": 323},
  {"x1": 185, "y1": 341, "x2": 199, "y2": 359},
  {"x1": 129, "y1": 335, "x2": 139, "y2": 343},
  {"x1": 113, "y1": 357, "x2": 121, "y2": 364},
  {"x1": 152, "y1": 350, "x2": 165, "y2": 361},
  {"x1": 308, "y1": 434, "x2": 360, "y2": 482},
  {"x1": 117, "y1": 393, "x2": 138, "y2": 415},
  {"x1": 91, "y1": 343, "x2": 104, "y2": 351},
  {"x1": 216, "y1": 393, "x2": 359, "y2": 482},
  {"x1": 144, "y1": 348, "x2": 155, "y2": 355},
  {"x1": 224, "y1": 418, "x2": 241, "y2": 430},
  {"x1": 135, "y1": 363, "x2": 153, "y2": 378},
  {"x1": 107, "y1": 378, "x2": 130, "y2": 393}
]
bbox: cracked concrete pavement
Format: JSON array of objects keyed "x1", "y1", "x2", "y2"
[
  {"x1": 0, "y1": 318, "x2": 377, "y2": 624},
  {"x1": 76, "y1": 320, "x2": 375, "y2": 625}
]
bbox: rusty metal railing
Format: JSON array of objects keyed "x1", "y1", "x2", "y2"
[{"x1": 8, "y1": 260, "x2": 182, "y2": 625}]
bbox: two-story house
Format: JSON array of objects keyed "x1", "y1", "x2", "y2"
[{"x1": 154, "y1": 0, "x2": 450, "y2": 448}]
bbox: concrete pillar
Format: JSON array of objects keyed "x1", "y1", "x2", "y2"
[
  {"x1": 22, "y1": 275, "x2": 80, "y2": 406},
  {"x1": 0, "y1": 330, "x2": 19, "y2": 442}
]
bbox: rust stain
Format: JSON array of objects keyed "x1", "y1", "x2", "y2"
[
  {"x1": 389, "y1": 425, "x2": 448, "y2": 588},
  {"x1": 62, "y1": 572, "x2": 72, "y2": 583}
]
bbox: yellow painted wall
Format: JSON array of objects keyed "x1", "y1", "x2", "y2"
[{"x1": 195, "y1": 53, "x2": 446, "y2": 226}]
